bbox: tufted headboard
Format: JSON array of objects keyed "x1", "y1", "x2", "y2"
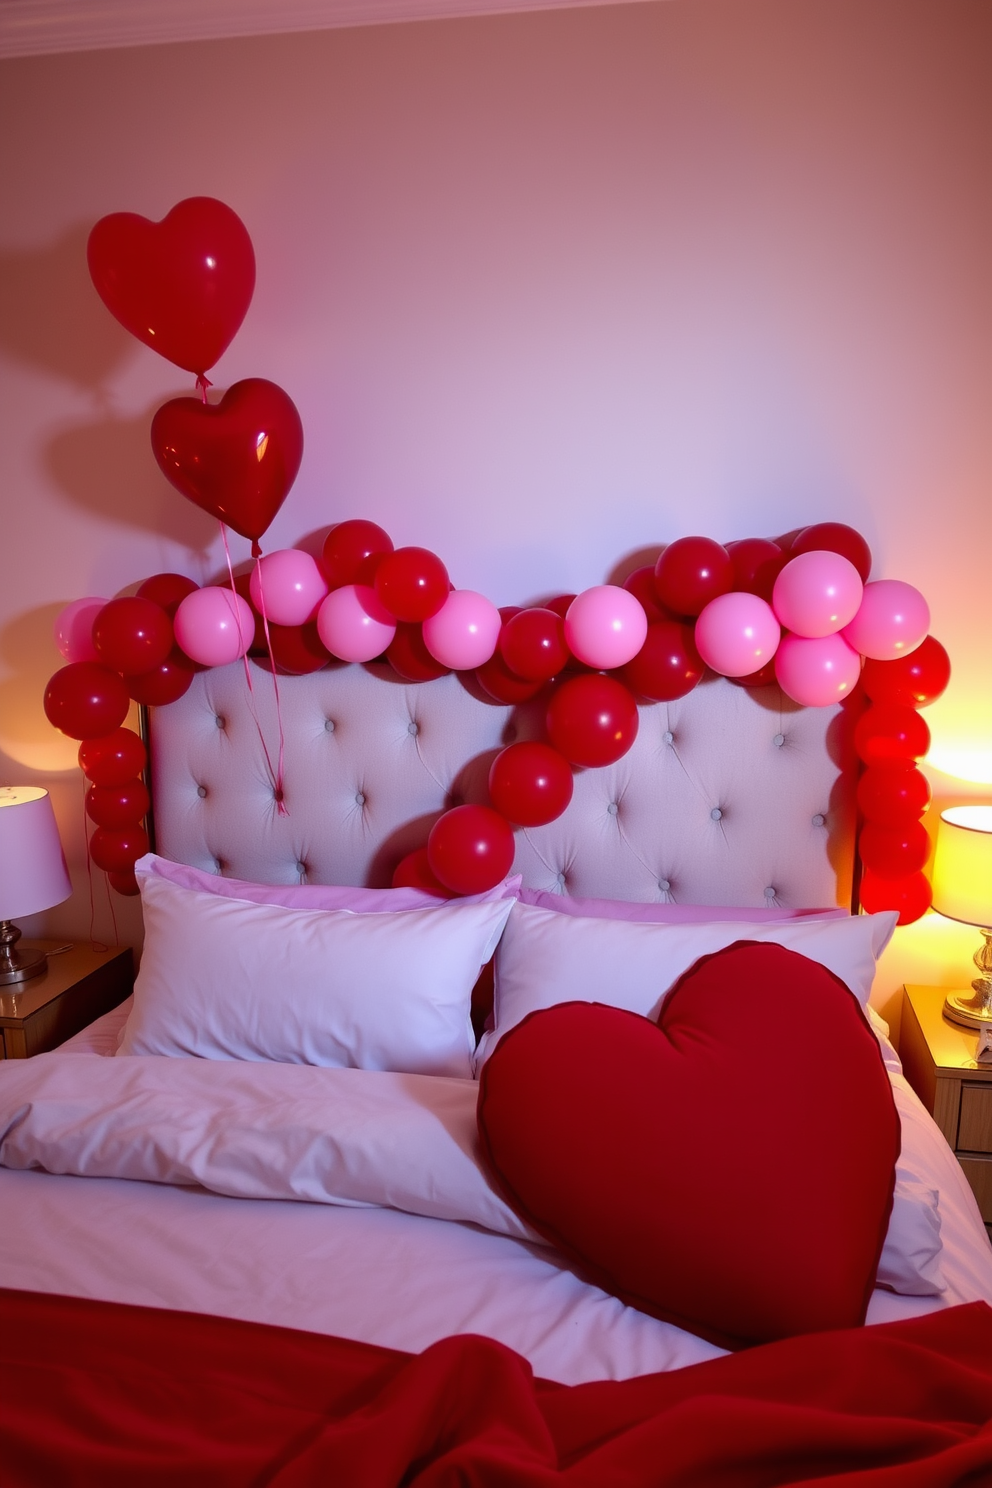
[{"x1": 146, "y1": 661, "x2": 859, "y2": 911}]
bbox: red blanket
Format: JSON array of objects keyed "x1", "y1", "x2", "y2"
[{"x1": 4, "y1": 1288, "x2": 992, "y2": 1486}]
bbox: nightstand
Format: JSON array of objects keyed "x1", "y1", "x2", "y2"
[
  {"x1": 899, "y1": 984, "x2": 992, "y2": 1232},
  {"x1": 0, "y1": 941, "x2": 133, "y2": 1058}
]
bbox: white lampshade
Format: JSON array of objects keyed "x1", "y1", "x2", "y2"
[
  {"x1": 0, "y1": 786, "x2": 72, "y2": 921},
  {"x1": 931, "y1": 805, "x2": 992, "y2": 930}
]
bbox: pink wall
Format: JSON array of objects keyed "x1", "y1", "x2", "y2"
[{"x1": 1, "y1": 0, "x2": 989, "y2": 989}]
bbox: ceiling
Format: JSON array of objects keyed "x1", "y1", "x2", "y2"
[{"x1": 0, "y1": 0, "x2": 651, "y2": 59}]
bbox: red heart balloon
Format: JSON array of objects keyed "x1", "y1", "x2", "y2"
[
  {"x1": 151, "y1": 379, "x2": 304, "y2": 543},
  {"x1": 478, "y1": 940, "x2": 898, "y2": 1349},
  {"x1": 87, "y1": 197, "x2": 255, "y2": 375}
]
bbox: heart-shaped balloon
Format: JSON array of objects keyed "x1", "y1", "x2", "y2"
[
  {"x1": 478, "y1": 940, "x2": 898, "y2": 1349},
  {"x1": 151, "y1": 379, "x2": 304, "y2": 543},
  {"x1": 87, "y1": 197, "x2": 255, "y2": 375}
]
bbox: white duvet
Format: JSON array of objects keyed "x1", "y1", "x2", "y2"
[{"x1": 2, "y1": 1008, "x2": 992, "y2": 1385}]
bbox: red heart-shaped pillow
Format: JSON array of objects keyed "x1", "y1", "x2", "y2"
[
  {"x1": 87, "y1": 197, "x2": 255, "y2": 376},
  {"x1": 151, "y1": 378, "x2": 304, "y2": 544},
  {"x1": 477, "y1": 940, "x2": 899, "y2": 1349}
]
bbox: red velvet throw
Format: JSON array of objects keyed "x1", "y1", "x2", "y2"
[
  {"x1": 4, "y1": 1288, "x2": 992, "y2": 1486},
  {"x1": 478, "y1": 941, "x2": 900, "y2": 1348}
]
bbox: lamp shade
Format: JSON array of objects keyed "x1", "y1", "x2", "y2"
[
  {"x1": 930, "y1": 805, "x2": 992, "y2": 929},
  {"x1": 0, "y1": 787, "x2": 72, "y2": 921}
]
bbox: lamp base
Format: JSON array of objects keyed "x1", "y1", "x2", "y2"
[
  {"x1": 943, "y1": 980, "x2": 992, "y2": 1030},
  {"x1": 0, "y1": 920, "x2": 48, "y2": 986}
]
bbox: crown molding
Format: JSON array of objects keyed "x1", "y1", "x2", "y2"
[{"x1": 0, "y1": 0, "x2": 646, "y2": 60}]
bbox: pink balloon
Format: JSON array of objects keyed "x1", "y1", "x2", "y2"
[
  {"x1": 564, "y1": 585, "x2": 648, "y2": 670},
  {"x1": 317, "y1": 583, "x2": 396, "y2": 663},
  {"x1": 174, "y1": 586, "x2": 255, "y2": 667},
  {"x1": 249, "y1": 549, "x2": 328, "y2": 627},
  {"x1": 841, "y1": 579, "x2": 930, "y2": 662},
  {"x1": 774, "y1": 632, "x2": 862, "y2": 707},
  {"x1": 771, "y1": 551, "x2": 864, "y2": 638},
  {"x1": 694, "y1": 592, "x2": 781, "y2": 677},
  {"x1": 422, "y1": 589, "x2": 501, "y2": 671},
  {"x1": 53, "y1": 596, "x2": 109, "y2": 663}
]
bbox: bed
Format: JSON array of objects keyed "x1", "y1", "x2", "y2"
[{"x1": 3, "y1": 660, "x2": 992, "y2": 1485}]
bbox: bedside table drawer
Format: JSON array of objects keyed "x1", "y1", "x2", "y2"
[
  {"x1": 959, "y1": 1085, "x2": 992, "y2": 1154},
  {"x1": 957, "y1": 1157, "x2": 992, "y2": 1223}
]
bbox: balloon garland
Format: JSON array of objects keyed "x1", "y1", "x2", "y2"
[{"x1": 42, "y1": 199, "x2": 950, "y2": 925}]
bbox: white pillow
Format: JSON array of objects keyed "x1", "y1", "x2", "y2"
[
  {"x1": 120, "y1": 874, "x2": 513, "y2": 1078},
  {"x1": 477, "y1": 901, "x2": 898, "y2": 1067}
]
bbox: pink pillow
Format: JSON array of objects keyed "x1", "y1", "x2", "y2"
[
  {"x1": 478, "y1": 940, "x2": 900, "y2": 1349},
  {"x1": 518, "y1": 886, "x2": 846, "y2": 924},
  {"x1": 136, "y1": 853, "x2": 520, "y2": 912}
]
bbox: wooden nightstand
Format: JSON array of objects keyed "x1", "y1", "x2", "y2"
[
  {"x1": 900, "y1": 984, "x2": 992, "y2": 1231},
  {"x1": 0, "y1": 941, "x2": 133, "y2": 1058}
]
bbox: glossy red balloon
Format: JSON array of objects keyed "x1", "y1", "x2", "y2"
[
  {"x1": 373, "y1": 547, "x2": 450, "y2": 623},
  {"x1": 151, "y1": 378, "x2": 304, "y2": 544},
  {"x1": 622, "y1": 566, "x2": 674, "y2": 624},
  {"x1": 488, "y1": 742, "x2": 574, "y2": 826},
  {"x1": 136, "y1": 572, "x2": 199, "y2": 617},
  {"x1": 260, "y1": 622, "x2": 331, "y2": 676},
  {"x1": 616, "y1": 620, "x2": 705, "y2": 702},
  {"x1": 387, "y1": 622, "x2": 450, "y2": 682},
  {"x1": 44, "y1": 662, "x2": 131, "y2": 740},
  {"x1": 108, "y1": 869, "x2": 141, "y2": 897},
  {"x1": 730, "y1": 659, "x2": 779, "y2": 689},
  {"x1": 322, "y1": 520, "x2": 394, "y2": 589},
  {"x1": 725, "y1": 538, "x2": 786, "y2": 602},
  {"x1": 89, "y1": 824, "x2": 150, "y2": 875},
  {"x1": 861, "y1": 637, "x2": 951, "y2": 709},
  {"x1": 124, "y1": 652, "x2": 196, "y2": 705},
  {"x1": 391, "y1": 847, "x2": 452, "y2": 898},
  {"x1": 92, "y1": 596, "x2": 173, "y2": 675},
  {"x1": 546, "y1": 674, "x2": 639, "y2": 768},
  {"x1": 475, "y1": 649, "x2": 546, "y2": 704},
  {"x1": 858, "y1": 868, "x2": 933, "y2": 925},
  {"x1": 853, "y1": 703, "x2": 931, "y2": 767},
  {"x1": 499, "y1": 608, "x2": 570, "y2": 681},
  {"x1": 858, "y1": 820, "x2": 931, "y2": 879},
  {"x1": 654, "y1": 537, "x2": 733, "y2": 617},
  {"x1": 85, "y1": 778, "x2": 150, "y2": 830},
  {"x1": 427, "y1": 805, "x2": 517, "y2": 895},
  {"x1": 87, "y1": 197, "x2": 255, "y2": 375},
  {"x1": 78, "y1": 728, "x2": 147, "y2": 785},
  {"x1": 544, "y1": 594, "x2": 577, "y2": 620},
  {"x1": 856, "y1": 763, "x2": 932, "y2": 826},
  {"x1": 790, "y1": 523, "x2": 872, "y2": 584}
]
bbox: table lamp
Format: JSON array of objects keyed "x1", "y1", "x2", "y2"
[
  {"x1": 930, "y1": 804, "x2": 992, "y2": 1029},
  {"x1": 0, "y1": 787, "x2": 73, "y2": 986}
]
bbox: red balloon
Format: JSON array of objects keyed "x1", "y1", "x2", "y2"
[
  {"x1": 622, "y1": 566, "x2": 674, "y2": 623},
  {"x1": 78, "y1": 728, "x2": 147, "y2": 785},
  {"x1": 654, "y1": 537, "x2": 733, "y2": 617},
  {"x1": 151, "y1": 378, "x2": 304, "y2": 544},
  {"x1": 89, "y1": 824, "x2": 150, "y2": 874},
  {"x1": 387, "y1": 622, "x2": 450, "y2": 682},
  {"x1": 616, "y1": 620, "x2": 705, "y2": 702},
  {"x1": 854, "y1": 703, "x2": 930, "y2": 767},
  {"x1": 859, "y1": 820, "x2": 931, "y2": 879},
  {"x1": 861, "y1": 637, "x2": 951, "y2": 709},
  {"x1": 136, "y1": 572, "x2": 199, "y2": 617},
  {"x1": 44, "y1": 662, "x2": 130, "y2": 740},
  {"x1": 427, "y1": 805, "x2": 516, "y2": 895},
  {"x1": 546, "y1": 674, "x2": 639, "y2": 768},
  {"x1": 322, "y1": 520, "x2": 394, "y2": 589},
  {"x1": 475, "y1": 649, "x2": 546, "y2": 704},
  {"x1": 499, "y1": 608, "x2": 570, "y2": 682},
  {"x1": 724, "y1": 538, "x2": 786, "y2": 601},
  {"x1": 730, "y1": 659, "x2": 779, "y2": 689},
  {"x1": 790, "y1": 523, "x2": 872, "y2": 584},
  {"x1": 858, "y1": 868, "x2": 933, "y2": 925},
  {"x1": 488, "y1": 742, "x2": 574, "y2": 826},
  {"x1": 85, "y1": 778, "x2": 150, "y2": 830},
  {"x1": 124, "y1": 652, "x2": 196, "y2": 705},
  {"x1": 87, "y1": 197, "x2": 255, "y2": 375},
  {"x1": 373, "y1": 547, "x2": 450, "y2": 623},
  {"x1": 92, "y1": 596, "x2": 173, "y2": 675},
  {"x1": 856, "y1": 763, "x2": 931, "y2": 826},
  {"x1": 108, "y1": 868, "x2": 141, "y2": 897},
  {"x1": 391, "y1": 847, "x2": 453, "y2": 898},
  {"x1": 260, "y1": 622, "x2": 331, "y2": 676},
  {"x1": 544, "y1": 594, "x2": 577, "y2": 620}
]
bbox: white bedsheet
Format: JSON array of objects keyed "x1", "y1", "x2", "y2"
[{"x1": 2, "y1": 1004, "x2": 991, "y2": 1386}]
